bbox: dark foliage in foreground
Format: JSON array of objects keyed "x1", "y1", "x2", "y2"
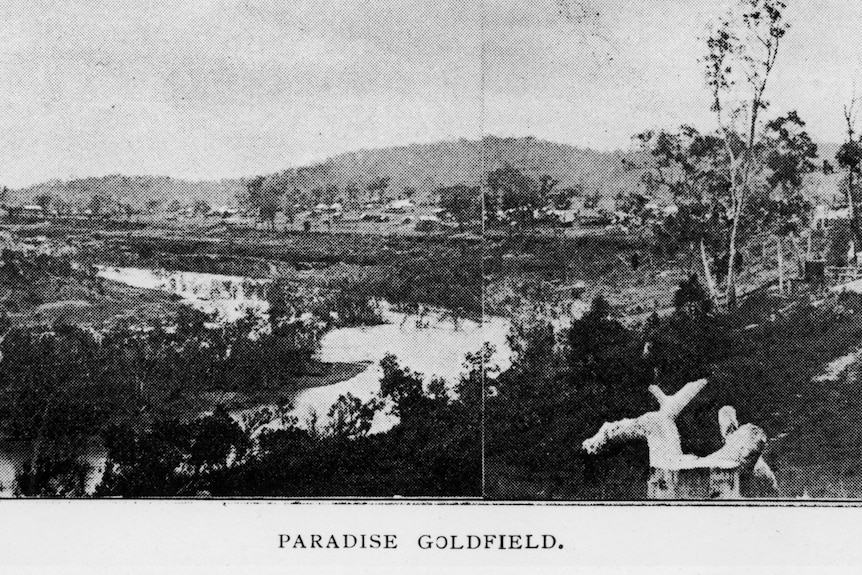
[
  {"x1": 0, "y1": 287, "x2": 482, "y2": 496},
  {"x1": 0, "y1": 245, "x2": 482, "y2": 497},
  {"x1": 0, "y1": 295, "x2": 331, "y2": 496},
  {"x1": 95, "y1": 352, "x2": 483, "y2": 497},
  {"x1": 486, "y1": 278, "x2": 862, "y2": 500}
]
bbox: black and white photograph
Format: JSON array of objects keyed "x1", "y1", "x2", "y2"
[
  {"x1": 4, "y1": 0, "x2": 862, "y2": 570},
  {"x1": 0, "y1": 0, "x2": 490, "y2": 499},
  {"x1": 482, "y1": 0, "x2": 862, "y2": 502}
]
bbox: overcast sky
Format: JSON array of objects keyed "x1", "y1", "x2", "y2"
[{"x1": 1, "y1": 0, "x2": 861, "y2": 187}]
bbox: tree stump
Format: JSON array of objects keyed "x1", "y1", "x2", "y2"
[
  {"x1": 648, "y1": 467, "x2": 740, "y2": 499},
  {"x1": 582, "y1": 379, "x2": 778, "y2": 499}
]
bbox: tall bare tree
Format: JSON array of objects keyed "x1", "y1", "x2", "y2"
[
  {"x1": 837, "y1": 90, "x2": 862, "y2": 246},
  {"x1": 704, "y1": 0, "x2": 789, "y2": 308}
]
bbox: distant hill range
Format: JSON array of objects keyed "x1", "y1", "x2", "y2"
[
  {"x1": 10, "y1": 175, "x2": 243, "y2": 211},
  {"x1": 8, "y1": 136, "x2": 848, "y2": 210},
  {"x1": 263, "y1": 136, "x2": 644, "y2": 208}
]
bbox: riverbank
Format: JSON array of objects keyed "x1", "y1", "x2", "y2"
[
  {"x1": 91, "y1": 264, "x2": 510, "y2": 431},
  {"x1": 0, "y1": 224, "x2": 502, "y2": 497},
  {"x1": 0, "y1": 243, "x2": 182, "y2": 328},
  {"x1": 88, "y1": 228, "x2": 484, "y2": 315},
  {"x1": 196, "y1": 360, "x2": 372, "y2": 419}
]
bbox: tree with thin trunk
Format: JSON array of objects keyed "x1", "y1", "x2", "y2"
[
  {"x1": 366, "y1": 177, "x2": 390, "y2": 204},
  {"x1": 246, "y1": 176, "x2": 282, "y2": 231},
  {"x1": 632, "y1": 112, "x2": 814, "y2": 306},
  {"x1": 704, "y1": 0, "x2": 789, "y2": 309},
  {"x1": 438, "y1": 184, "x2": 481, "y2": 228},
  {"x1": 761, "y1": 111, "x2": 817, "y2": 278},
  {"x1": 837, "y1": 90, "x2": 862, "y2": 247},
  {"x1": 628, "y1": 126, "x2": 731, "y2": 306}
]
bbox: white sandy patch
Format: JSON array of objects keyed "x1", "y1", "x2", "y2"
[
  {"x1": 96, "y1": 265, "x2": 270, "y2": 322},
  {"x1": 813, "y1": 348, "x2": 862, "y2": 382}
]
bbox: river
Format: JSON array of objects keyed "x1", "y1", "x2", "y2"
[
  {"x1": 0, "y1": 267, "x2": 512, "y2": 496},
  {"x1": 96, "y1": 266, "x2": 512, "y2": 435},
  {"x1": 289, "y1": 309, "x2": 511, "y2": 433}
]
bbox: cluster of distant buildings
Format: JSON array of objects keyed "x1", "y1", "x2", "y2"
[
  {"x1": 5, "y1": 204, "x2": 49, "y2": 220},
  {"x1": 0, "y1": 203, "x2": 245, "y2": 222},
  {"x1": 487, "y1": 201, "x2": 679, "y2": 229},
  {"x1": 5, "y1": 191, "x2": 852, "y2": 237},
  {"x1": 0, "y1": 204, "x2": 104, "y2": 221}
]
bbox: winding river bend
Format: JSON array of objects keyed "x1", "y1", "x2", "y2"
[
  {"x1": 94, "y1": 266, "x2": 511, "y2": 431},
  {"x1": 0, "y1": 267, "x2": 513, "y2": 496},
  {"x1": 91, "y1": 267, "x2": 511, "y2": 417},
  {"x1": 0, "y1": 266, "x2": 511, "y2": 495}
]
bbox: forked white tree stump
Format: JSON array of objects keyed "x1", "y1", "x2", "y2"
[{"x1": 582, "y1": 379, "x2": 778, "y2": 499}]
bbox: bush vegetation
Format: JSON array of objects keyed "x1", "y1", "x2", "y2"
[{"x1": 486, "y1": 277, "x2": 862, "y2": 499}]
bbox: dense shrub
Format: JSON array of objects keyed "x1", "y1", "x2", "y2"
[
  {"x1": 486, "y1": 278, "x2": 862, "y2": 499},
  {"x1": 95, "y1": 353, "x2": 483, "y2": 497}
]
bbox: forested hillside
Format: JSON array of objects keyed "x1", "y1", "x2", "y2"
[
  {"x1": 9, "y1": 136, "x2": 843, "y2": 211},
  {"x1": 259, "y1": 136, "x2": 643, "y2": 206},
  {"x1": 9, "y1": 137, "x2": 640, "y2": 209}
]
